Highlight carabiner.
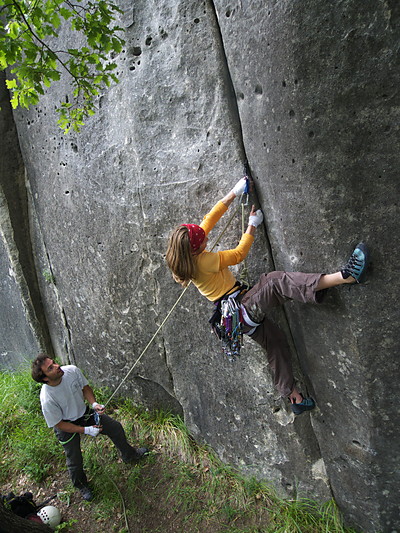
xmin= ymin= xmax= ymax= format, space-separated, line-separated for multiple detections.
xmin=241 ymin=176 xmax=250 ymax=206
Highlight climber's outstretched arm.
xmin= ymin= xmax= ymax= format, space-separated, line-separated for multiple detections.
xmin=246 ymin=205 xmax=263 ymax=236
xmin=201 ymin=177 xmax=251 ymax=233
xmin=218 ymin=205 xmax=264 ymax=269
xmin=220 ymin=189 xmax=236 ymax=208
xmin=221 ymin=177 xmax=248 ymax=208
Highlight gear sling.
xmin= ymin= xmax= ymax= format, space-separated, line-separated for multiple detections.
xmin=209 ymin=282 xmax=259 ymax=361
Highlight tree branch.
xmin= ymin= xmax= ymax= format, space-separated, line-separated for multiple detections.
xmin=11 ymin=0 xmax=76 ymax=80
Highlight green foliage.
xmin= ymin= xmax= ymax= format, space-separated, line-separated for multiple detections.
xmin=0 ymin=369 xmax=62 ymax=482
xmin=116 ymin=400 xmax=197 ymax=462
xmin=42 ymin=268 xmax=56 ymax=284
xmin=265 ymin=497 xmax=353 ymax=533
xmin=54 ymin=518 xmax=78 ymax=531
xmin=0 ymin=0 xmax=125 ymax=132
xmin=0 ymin=370 xmax=356 ymax=532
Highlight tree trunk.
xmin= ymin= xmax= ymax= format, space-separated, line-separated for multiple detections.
xmin=0 ymin=500 xmax=50 ymax=532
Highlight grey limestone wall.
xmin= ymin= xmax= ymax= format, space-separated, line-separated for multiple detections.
xmin=0 ymin=74 xmax=51 ymax=367
xmin=0 ymin=1 xmax=399 ymax=531
xmin=215 ymin=1 xmax=400 ymax=530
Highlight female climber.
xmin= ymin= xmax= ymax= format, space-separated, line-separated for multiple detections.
xmin=165 ymin=177 xmax=368 ymax=415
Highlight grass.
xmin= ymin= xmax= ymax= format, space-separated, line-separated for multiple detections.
xmin=0 ymin=370 xmax=63 ymax=483
xmin=0 ymin=369 xmax=357 ymax=533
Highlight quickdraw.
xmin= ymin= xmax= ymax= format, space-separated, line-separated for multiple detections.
xmin=220 ymin=296 xmax=244 ymax=362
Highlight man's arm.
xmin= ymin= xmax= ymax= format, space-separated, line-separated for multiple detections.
xmin=53 ymin=384 xmax=104 ymax=434
xmin=83 ymin=384 xmax=105 ymax=413
xmin=55 ymin=419 xmax=102 ymax=436
xmin=82 ymin=384 xmax=96 ymax=405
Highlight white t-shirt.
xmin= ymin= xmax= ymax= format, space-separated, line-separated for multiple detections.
xmin=40 ymin=365 xmax=89 ymax=428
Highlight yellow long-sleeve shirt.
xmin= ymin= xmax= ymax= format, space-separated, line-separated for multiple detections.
xmin=192 ymin=200 xmax=254 ymax=301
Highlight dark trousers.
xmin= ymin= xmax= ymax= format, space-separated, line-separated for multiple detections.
xmin=54 ymin=410 xmax=137 ymax=488
xmin=241 ymin=271 xmax=324 ymax=398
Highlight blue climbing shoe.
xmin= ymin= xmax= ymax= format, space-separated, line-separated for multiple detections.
xmin=341 ymin=242 xmax=368 ymax=283
xmin=291 ymin=396 xmax=315 ymax=415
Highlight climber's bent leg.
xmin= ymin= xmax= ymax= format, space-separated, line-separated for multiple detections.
xmin=242 ymin=271 xmax=324 ymax=323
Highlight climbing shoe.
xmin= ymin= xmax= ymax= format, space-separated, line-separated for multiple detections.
xmin=291 ymin=396 xmax=315 ymax=415
xmin=341 ymin=242 xmax=368 ymax=283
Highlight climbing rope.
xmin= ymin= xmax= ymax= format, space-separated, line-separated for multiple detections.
xmin=239 ymin=178 xmax=250 ymax=287
xmin=104 ymin=187 xmax=250 ymax=408
xmin=96 ymin=179 xmax=253 ymax=532
xmin=91 ymin=436 xmax=131 ymax=532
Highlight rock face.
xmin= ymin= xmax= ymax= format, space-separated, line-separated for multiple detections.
xmin=0 ymin=1 xmax=399 ymax=531
xmin=0 ymin=75 xmax=50 ymax=369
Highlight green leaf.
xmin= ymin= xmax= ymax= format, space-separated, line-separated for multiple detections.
xmin=51 ymin=13 xmax=61 ymax=28
xmin=0 ymin=52 xmax=8 ymax=70
xmin=59 ymin=7 xmax=73 ymax=20
xmin=5 ymin=78 xmax=17 ymax=89
xmin=19 ymin=93 xmax=27 ymax=108
xmin=87 ymin=54 xmax=99 ymax=64
xmin=112 ymin=38 xmax=123 ymax=53
xmin=10 ymin=94 xmax=19 ymax=109
xmin=8 ymin=21 xmax=20 ymax=39
xmin=48 ymin=71 xmax=61 ymax=81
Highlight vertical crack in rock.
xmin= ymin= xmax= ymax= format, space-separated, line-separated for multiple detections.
xmin=207 ymin=0 xmax=276 ymax=267
xmin=0 ymin=186 xmax=48 ymax=352
xmin=25 ymin=166 xmax=76 ymax=364
xmin=61 ymin=307 xmax=75 ymax=364
xmin=0 ymin=73 xmax=53 ymax=357
xmin=27 ymin=181 xmax=76 ymax=365
xmin=207 ymin=1 xmax=312 ymax=394
xmin=159 ymin=327 xmax=176 ymax=394
xmin=43 ymin=247 xmax=75 ymax=365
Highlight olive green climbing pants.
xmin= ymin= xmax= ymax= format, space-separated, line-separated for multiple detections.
xmin=241 ymin=271 xmax=325 ymax=398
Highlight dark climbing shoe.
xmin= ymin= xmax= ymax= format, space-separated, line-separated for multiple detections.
xmin=123 ymin=447 xmax=149 ymax=464
xmin=80 ymin=486 xmax=93 ymax=501
xmin=291 ymin=397 xmax=315 ymax=415
xmin=341 ymin=242 xmax=368 ymax=283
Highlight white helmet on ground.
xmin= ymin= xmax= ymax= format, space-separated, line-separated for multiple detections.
xmin=37 ymin=505 xmax=62 ymax=528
